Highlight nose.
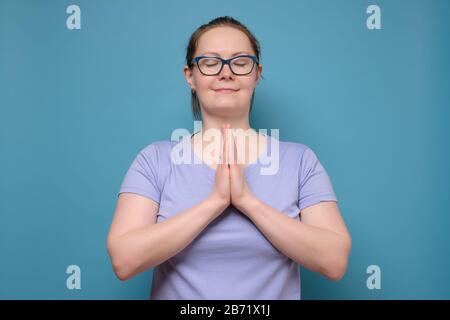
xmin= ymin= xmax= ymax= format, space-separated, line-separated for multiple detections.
xmin=218 ymin=62 xmax=234 ymax=78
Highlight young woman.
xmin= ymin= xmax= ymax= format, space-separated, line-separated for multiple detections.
xmin=107 ymin=16 xmax=351 ymax=300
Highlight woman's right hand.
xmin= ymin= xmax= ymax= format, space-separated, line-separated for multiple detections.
xmin=209 ymin=124 xmax=231 ymax=209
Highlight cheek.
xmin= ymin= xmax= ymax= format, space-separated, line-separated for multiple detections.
xmin=198 ymin=79 xmax=214 ymax=90
xmin=193 ymin=73 xmax=213 ymax=89
xmin=237 ymin=79 xmax=256 ymax=92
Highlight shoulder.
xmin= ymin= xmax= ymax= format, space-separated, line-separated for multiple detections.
xmin=273 ymin=137 xmax=312 ymax=160
xmin=127 ymin=140 xmax=175 ymax=176
xmin=274 ymin=138 xmax=325 ymax=173
xmin=280 ymin=140 xmax=309 ymax=153
xmin=132 ymin=140 xmax=178 ymax=186
xmin=138 ymin=139 xmax=177 ymax=159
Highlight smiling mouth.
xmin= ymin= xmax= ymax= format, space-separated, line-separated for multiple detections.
xmin=213 ymin=89 xmax=239 ymax=93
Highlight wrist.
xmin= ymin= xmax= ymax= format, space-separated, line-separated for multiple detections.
xmin=233 ymin=194 xmax=259 ymax=215
xmin=207 ymin=195 xmax=230 ymax=211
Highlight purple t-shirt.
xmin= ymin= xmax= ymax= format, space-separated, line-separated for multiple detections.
xmin=118 ymin=132 xmax=338 ymax=300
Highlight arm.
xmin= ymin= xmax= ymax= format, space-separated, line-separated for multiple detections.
xmin=107 ymin=193 xmax=228 ymax=281
xmin=235 ymin=199 xmax=352 ymax=281
xmin=109 ymin=127 xmax=232 ymax=281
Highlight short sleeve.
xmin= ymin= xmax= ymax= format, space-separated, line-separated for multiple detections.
xmin=118 ymin=144 xmax=161 ymax=204
xmin=298 ymin=147 xmax=337 ymax=211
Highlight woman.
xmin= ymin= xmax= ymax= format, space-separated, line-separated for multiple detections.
xmin=107 ymin=16 xmax=351 ymax=300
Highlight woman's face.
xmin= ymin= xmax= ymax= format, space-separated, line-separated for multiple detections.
xmin=184 ymin=26 xmax=263 ymax=117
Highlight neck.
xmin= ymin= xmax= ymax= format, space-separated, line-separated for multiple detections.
xmin=191 ymin=116 xmax=265 ymax=166
xmin=198 ymin=119 xmax=251 ymax=133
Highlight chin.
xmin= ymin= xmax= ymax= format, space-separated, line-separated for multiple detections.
xmin=205 ymin=103 xmax=240 ymax=113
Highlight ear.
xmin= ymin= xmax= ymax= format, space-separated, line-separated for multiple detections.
xmin=184 ymin=65 xmax=196 ymax=91
xmin=255 ymin=64 xmax=263 ymax=85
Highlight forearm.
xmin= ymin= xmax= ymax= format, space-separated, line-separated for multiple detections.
xmin=108 ymin=197 xmax=228 ymax=280
xmin=236 ymin=198 xmax=351 ymax=281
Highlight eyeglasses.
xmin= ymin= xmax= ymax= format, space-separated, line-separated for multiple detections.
xmin=191 ymin=55 xmax=259 ymax=76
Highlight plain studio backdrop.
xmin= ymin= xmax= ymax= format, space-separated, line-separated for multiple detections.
xmin=0 ymin=0 xmax=449 ymax=299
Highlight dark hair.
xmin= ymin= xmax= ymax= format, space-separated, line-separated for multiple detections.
xmin=186 ymin=16 xmax=262 ymax=121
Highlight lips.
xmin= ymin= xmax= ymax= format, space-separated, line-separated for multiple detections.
xmin=213 ymin=88 xmax=239 ymax=93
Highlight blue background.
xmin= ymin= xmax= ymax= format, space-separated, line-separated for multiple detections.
xmin=1 ymin=0 xmax=449 ymax=299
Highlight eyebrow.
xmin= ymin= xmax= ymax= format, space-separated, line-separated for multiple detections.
xmin=200 ymin=51 xmax=250 ymax=57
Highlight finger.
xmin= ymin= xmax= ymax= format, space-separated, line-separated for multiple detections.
xmin=229 ymin=134 xmax=240 ymax=176
xmin=219 ymin=124 xmax=224 ymax=165
xmin=232 ymin=131 xmax=238 ymax=167
xmin=227 ymin=124 xmax=234 ymax=165
xmin=226 ymin=124 xmax=230 ymax=166
xmin=224 ymin=124 xmax=228 ymax=165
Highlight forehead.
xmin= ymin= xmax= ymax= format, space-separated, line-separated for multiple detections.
xmin=196 ymin=26 xmax=253 ymax=56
